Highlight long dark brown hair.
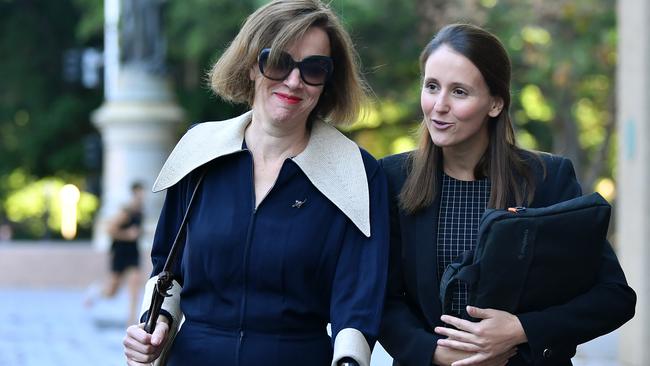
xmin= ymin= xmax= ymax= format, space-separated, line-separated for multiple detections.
xmin=399 ymin=24 xmax=538 ymax=214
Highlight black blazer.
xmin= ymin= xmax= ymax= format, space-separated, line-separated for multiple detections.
xmin=378 ymin=151 xmax=636 ymax=366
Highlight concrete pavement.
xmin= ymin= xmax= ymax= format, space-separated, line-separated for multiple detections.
xmin=0 ymin=288 xmax=125 ymax=366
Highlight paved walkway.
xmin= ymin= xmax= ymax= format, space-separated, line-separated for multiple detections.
xmin=0 ymin=288 xmax=125 ymax=366
xmin=0 ymin=287 xmax=620 ymax=366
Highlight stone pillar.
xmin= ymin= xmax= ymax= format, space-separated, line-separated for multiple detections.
xmin=617 ymin=0 xmax=649 ymax=364
xmin=91 ymin=0 xmax=183 ymax=250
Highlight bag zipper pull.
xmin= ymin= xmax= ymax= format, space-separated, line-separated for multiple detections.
xmin=507 ymin=206 xmax=527 ymax=213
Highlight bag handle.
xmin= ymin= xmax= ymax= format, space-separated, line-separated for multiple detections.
xmin=144 ymin=169 xmax=206 ymax=334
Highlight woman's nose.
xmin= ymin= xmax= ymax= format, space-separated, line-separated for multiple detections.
xmin=434 ymin=94 xmax=450 ymax=113
xmin=284 ymin=68 xmax=302 ymax=88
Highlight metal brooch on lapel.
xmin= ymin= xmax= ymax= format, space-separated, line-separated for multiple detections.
xmin=292 ymin=198 xmax=307 ymax=208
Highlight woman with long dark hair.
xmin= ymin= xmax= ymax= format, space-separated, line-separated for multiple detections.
xmin=378 ymin=24 xmax=635 ymax=366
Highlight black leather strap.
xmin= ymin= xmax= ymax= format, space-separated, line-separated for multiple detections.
xmin=144 ymin=169 xmax=206 ymax=333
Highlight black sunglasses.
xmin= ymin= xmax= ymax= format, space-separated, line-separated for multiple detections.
xmin=258 ymin=48 xmax=333 ymax=86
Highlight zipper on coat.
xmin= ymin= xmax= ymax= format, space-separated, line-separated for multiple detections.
xmin=237 ymin=155 xmax=259 ymax=366
xmin=237 ymin=152 xmax=282 ymax=364
xmin=237 ymin=153 xmax=280 ymax=365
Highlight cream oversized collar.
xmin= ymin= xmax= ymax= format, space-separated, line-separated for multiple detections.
xmin=152 ymin=111 xmax=371 ymax=237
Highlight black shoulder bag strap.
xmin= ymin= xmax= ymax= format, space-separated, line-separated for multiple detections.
xmin=144 ymin=169 xmax=206 ymax=334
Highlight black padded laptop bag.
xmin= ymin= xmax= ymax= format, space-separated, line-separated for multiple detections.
xmin=440 ymin=192 xmax=611 ymax=319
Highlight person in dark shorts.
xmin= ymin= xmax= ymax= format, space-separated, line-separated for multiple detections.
xmin=86 ymin=182 xmax=144 ymax=326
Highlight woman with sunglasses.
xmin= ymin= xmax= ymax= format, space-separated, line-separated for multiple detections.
xmin=378 ymin=24 xmax=635 ymax=366
xmin=122 ymin=1 xmax=389 ymax=366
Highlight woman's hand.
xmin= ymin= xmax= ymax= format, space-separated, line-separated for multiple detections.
xmin=123 ymin=318 xmax=170 ymax=366
xmin=434 ymin=306 xmax=526 ymax=366
xmin=433 ymin=345 xmax=515 ymax=366
xmin=433 ymin=345 xmax=473 ymax=366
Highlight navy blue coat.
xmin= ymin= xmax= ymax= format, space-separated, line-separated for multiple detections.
xmin=149 ymin=145 xmax=389 ymax=365
xmin=378 ymin=151 xmax=635 ymax=366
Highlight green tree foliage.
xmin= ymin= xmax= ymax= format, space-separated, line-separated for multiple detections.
xmin=0 ymin=1 xmax=102 ymax=177
xmin=0 ymin=0 xmax=104 ymax=237
xmin=332 ymin=0 xmax=423 ymax=157
xmin=485 ymin=0 xmax=617 ymax=190
xmin=165 ymin=0 xmax=258 ymax=122
xmin=3 ymin=170 xmax=98 ymax=239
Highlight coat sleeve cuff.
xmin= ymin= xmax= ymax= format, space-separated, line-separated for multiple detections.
xmin=139 ymin=275 xmax=184 ymax=327
xmin=331 ymin=328 xmax=371 ymax=366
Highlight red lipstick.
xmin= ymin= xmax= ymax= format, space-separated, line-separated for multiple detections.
xmin=275 ymin=92 xmax=302 ymax=104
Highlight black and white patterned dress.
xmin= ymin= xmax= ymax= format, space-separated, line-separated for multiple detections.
xmin=436 ymin=173 xmax=491 ymax=316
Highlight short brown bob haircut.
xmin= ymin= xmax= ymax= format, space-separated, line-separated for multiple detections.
xmin=209 ymin=0 xmax=368 ymax=126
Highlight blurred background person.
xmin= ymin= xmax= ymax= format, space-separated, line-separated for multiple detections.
xmin=86 ymin=181 xmax=144 ymax=326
